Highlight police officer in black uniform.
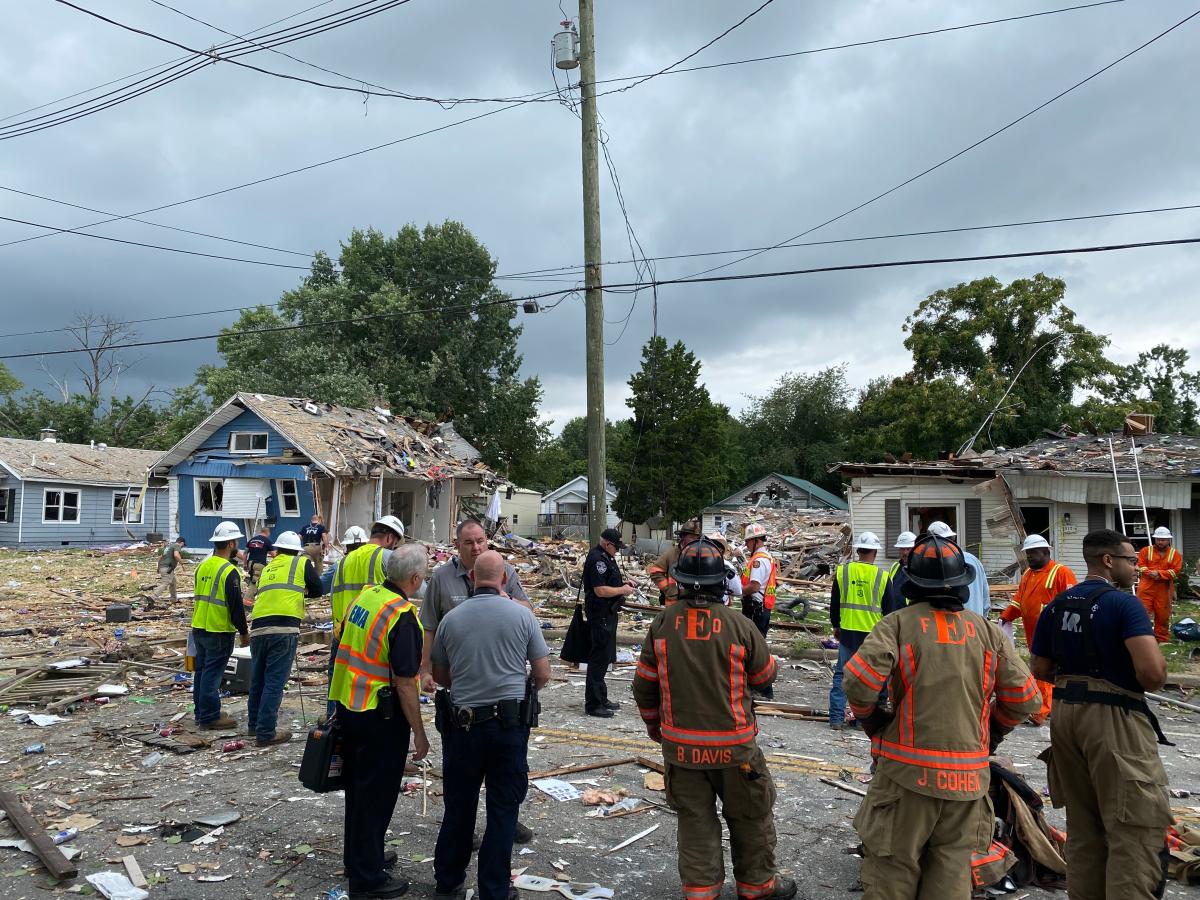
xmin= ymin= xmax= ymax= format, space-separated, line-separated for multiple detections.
xmin=583 ymin=528 xmax=635 ymax=718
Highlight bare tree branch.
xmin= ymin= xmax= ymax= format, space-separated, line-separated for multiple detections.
xmin=64 ymin=313 xmax=138 ymax=402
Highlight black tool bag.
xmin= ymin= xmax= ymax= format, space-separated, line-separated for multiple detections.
xmin=298 ymin=716 xmax=346 ymax=793
xmin=560 ymin=582 xmax=592 ymax=663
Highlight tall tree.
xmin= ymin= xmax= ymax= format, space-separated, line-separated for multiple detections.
xmin=904 ymin=273 xmax=1114 ymax=448
xmin=739 ymin=367 xmax=850 ymax=490
xmin=844 ymin=374 xmax=984 ymax=461
xmin=1108 ymin=344 xmax=1200 ymax=434
xmin=197 ymin=222 xmax=545 ymax=476
xmin=611 ymin=337 xmax=732 ymax=524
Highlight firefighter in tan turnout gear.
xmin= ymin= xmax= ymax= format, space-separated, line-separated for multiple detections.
xmin=633 ymin=538 xmax=797 ymax=900
xmin=846 ymin=533 xmax=1041 ymax=899
xmin=647 ymin=518 xmax=704 ymax=606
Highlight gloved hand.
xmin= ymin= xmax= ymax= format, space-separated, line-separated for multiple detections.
xmin=646 ymin=723 xmax=662 ymax=743
xmin=859 ymin=707 xmax=895 ymax=738
xmin=988 ymin=715 xmax=1014 ymax=754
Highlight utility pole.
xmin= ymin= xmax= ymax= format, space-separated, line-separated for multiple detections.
xmin=579 ymin=0 xmax=606 ymax=545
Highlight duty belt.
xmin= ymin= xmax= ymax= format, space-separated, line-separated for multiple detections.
xmin=1053 ymin=680 xmax=1174 ymax=746
xmin=453 ymin=699 xmax=520 ymax=730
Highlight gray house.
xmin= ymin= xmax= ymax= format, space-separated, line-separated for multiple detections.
xmin=701 ymin=472 xmax=848 ymax=534
xmin=0 ymin=434 xmax=168 ymax=548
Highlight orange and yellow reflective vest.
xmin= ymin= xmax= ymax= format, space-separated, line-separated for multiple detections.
xmin=328 ymin=584 xmax=422 ymax=712
xmin=740 ymin=549 xmax=778 ymax=611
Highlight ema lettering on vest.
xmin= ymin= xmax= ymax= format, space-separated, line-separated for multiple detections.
xmin=347 ymin=604 xmax=370 ymax=629
xmin=677 ymin=746 xmax=733 ymax=765
xmin=916 ymin=768 xmax=981 ymax=793
xmin=676 ymin=608 xmax=723 ymax=641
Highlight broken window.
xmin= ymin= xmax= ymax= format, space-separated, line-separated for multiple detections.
xmin=43 ymin=489 xmax=80 ymax=523
xmin=228 ymin=432 xmax=268 ymax=454
xmin=277 ymin=479 xmax=300 ymax=517
xmin=907 ymin=504 xmax=958 ymax=537
xmin=196 ymin=479 xmax=224 ymax=514
xmin=112 ymin=490 xmax=143 ymax=525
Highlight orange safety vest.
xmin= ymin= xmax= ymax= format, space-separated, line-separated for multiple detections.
xmin=740 ymin=549 xmax=778 ymax=611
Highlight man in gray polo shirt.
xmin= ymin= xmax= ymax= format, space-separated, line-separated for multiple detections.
xmin=432 ymin=550 xmax=550 ymax=900
xmin=418 ymin=519 xmax=529 ymax=693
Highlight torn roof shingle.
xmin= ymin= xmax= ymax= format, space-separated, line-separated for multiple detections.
xmin=0 ymin=437 xmax=160 ymax=485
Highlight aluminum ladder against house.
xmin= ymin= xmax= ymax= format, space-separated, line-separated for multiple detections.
xmin=1108 ymin=436 xmax=1151 ymax=542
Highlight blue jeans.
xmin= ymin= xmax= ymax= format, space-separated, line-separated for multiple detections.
xmin=192 ymin=628 xmax=235 ymax=726
xmin=829 ymin=637 xmax=887 ymax=726
xmin=434 ymin=719 xmax=529 ymax=900
xmin=248 ymin=632 xmax=298 ymax=742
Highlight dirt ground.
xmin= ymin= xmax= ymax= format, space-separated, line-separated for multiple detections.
xmin=1 ymin=548 xmax=1199 ymax=900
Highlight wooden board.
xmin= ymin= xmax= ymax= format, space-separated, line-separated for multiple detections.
xmin=0 ymin=790 xmax=78 ymax=880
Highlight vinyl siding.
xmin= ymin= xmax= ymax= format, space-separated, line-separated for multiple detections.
xmin=11 ymin=480 xmax=168 ymax=548
xmin=175 ymin=472 xmax=315 ymax=549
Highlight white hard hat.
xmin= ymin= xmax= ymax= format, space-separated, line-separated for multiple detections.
xmin=1152 ymin=526 xmax=1173 ymax=540
xmin=894 ymin=531 xmax=917 ymax=549
xmin=744 ymin=523 xmax=768 ymax=542
xmin=208 ymin=521 xmax=244 ymax=542
xmin=274 ymin=530 xmax=303 ymax=552
xmin=1022 ymin=534 xmax=1051 ymax=552
xmin=374 ymin=515 xmax=405 ymax=539
xmin=343 ymin=525 xmax=369 ymax=544
xmin=927 ymin=521 xmax=956 ymax=539
xmin=854 ymin=531 xmax=883 ymax=551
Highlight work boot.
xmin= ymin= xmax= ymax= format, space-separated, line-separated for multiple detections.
xmin=586 ymin=707 xmax=614 ymax=719
xmin=471 ymin=820 xmax=534 ymax=851
xmin=603 ymin=700 xmax=621 ymax=711
xmin=738 ymin=876 xmax=796 ymax=900
xmin=197 ymin=714 xmax=237 ymax=731
xmin=349 ymin=874 xmax=409 ymax=899
xmin=256 ymin=730 xmax=292 ymax=747
xmin=433 ymin=882 xmax=464 ymax=899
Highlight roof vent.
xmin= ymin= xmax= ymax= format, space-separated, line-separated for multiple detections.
xmin=1124 ymin=413 xmax=1154 ymax=437
xmin=39 ymin=427 xmax=58 ymax=443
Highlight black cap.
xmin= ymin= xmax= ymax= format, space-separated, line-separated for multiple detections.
xmin=600 ymin=528 xmax=625 ymax=549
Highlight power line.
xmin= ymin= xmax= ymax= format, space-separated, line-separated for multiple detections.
xmin=681 ymin=4 xmax=1200 ymax=281
xmin=5 ymin=234 xmax=1196 ymax=360
xmin=0 ymin=213 xmax=311 ymax=269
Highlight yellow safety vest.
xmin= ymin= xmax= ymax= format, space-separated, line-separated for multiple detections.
xmin=252 ymin=553 xmax=307 ymax=621
xmin=329 ymin=584 xmax=422 ymax=712
xmin=330 ymin=544 xmax=387 ymax=637
xmin=740 ymin=549 xmax=779 ymax=610
xmin=835 ymin=561 xmax=889 ymax=633
xmin=191 ymin=555 xmax=241 ymax=633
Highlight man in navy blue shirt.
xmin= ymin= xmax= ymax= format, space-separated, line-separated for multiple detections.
xmin=300 ymin=514 xmax=329 ymax=576
xmin=1030 ymin=529 xmax=1170 ymax=899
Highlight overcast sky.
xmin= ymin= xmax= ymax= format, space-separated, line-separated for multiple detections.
xmin=2 ymin=0 xmax=1197 ymax=433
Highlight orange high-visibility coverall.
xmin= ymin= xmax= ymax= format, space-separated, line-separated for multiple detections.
xmin=1000 ymin=561 xmax=1076 ymax=722
xmin=1137 ymin=545 xmax=1181 ymax=643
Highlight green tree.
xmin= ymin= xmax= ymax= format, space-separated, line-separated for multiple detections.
xmin=1108 ymin=344 xmax=1200 ymax=433
xmin=0 ymin=363 xmax=20 ymax=398
xmin=845 ymin=374 xmax=984 ymax=461
xmin=198 ymin=222 xmax=544 ymax=476
xmin=739 ymin=367 xmax=850 ymax=490
xmin=904 ymin=273 xmax=1114 ymax=448
xmin=611 ymin=337 xmax=733 ymax=524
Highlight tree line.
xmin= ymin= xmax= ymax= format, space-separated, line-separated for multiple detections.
xmin=1 ymin=223 xmax=1197 ymax=527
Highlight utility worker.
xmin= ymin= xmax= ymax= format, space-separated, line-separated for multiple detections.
xmin=583 ymin=528 xmax=636 ymax=718
xmin=927 ymin=521 xmax=990 ymax=617
xmin=633 ymin=539 xmax=797 ymax=900
xmin=1137 ymin=526 xmax=1181 ymax=643
xmin=648 ymin=518 xmax=703 ymax=605
xmin=1030 ymin=528 xmax=1171 ymax=899
xmin=191 ymin=521 xmax=249 ymax=731
xmin=150 ymin=536 xmax=186 ymax=609
xmin=431 ymin=550 xmax=550 ymax=900
xmin=741 ymin=523 xmax=779 ymax=699
xmin=999 ymin=533 xmax=1077 ymax=726
xmin=846 ymin=534 xmax=1041 ymax=899
xmin=247 ymin=531 xmax=322 ymax=747
xmin=326 ymin=517 xmax=404 ymax=719
xmin=330 ymin=544 xmax=430 ymax=900
xmin=889 ymin=531 xmax=917 ymax=601
xmin=829 ymin=532 xmax=902 ymax=730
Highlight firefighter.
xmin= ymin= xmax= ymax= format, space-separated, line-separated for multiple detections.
xmin=829 ymin=532 xmax=901 ymax=730
xmin=1137 ymin=526 xmax=1181 ymax=643
xmin=889 ymin=531 xmax=916 ymax=599
xmin=633 ymin=539 xmax=797 ymax=900
xmin=1030 ymin=528 xmax=1172 ymax=899
xmin=740 ymin=523 xmax=779 ymax=699
xmin=647 ymin=519 xmax=703 ymax=605
xmin=999 ymin=533 xmax=1076 ymax=726
xmin=846 ymin=533 xmax=1041 ymax=899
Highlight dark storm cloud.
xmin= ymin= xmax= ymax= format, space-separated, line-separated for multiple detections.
xmin=1 ymin=1 xmax=1197 ymax=431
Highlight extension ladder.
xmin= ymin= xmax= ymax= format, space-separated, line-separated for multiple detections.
xmin=1109 ymin=436 xmax=1150 ymax=542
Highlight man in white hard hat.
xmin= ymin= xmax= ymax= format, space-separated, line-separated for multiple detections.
xmin=890 ymin=531 xmax=917 ymax=601
xmin=191 ymin=521 xmax=249 ymax=731
xmin=248 ymin=531 xmax=323 ymax=746
xmin=926 ymin=521 xmax=990 ymax=618
xmin=741 ymin=522 xmax=780 ymax=699
xmin=326 ymin=516 xmax=406 ymax=719
xmin=829 ymin=531 xmax=902 ymax=730
xmin=999 ymin=533 xmax=1077 ymax=725
xmin=1137 ymin=525 xmax=1181 ymax=643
